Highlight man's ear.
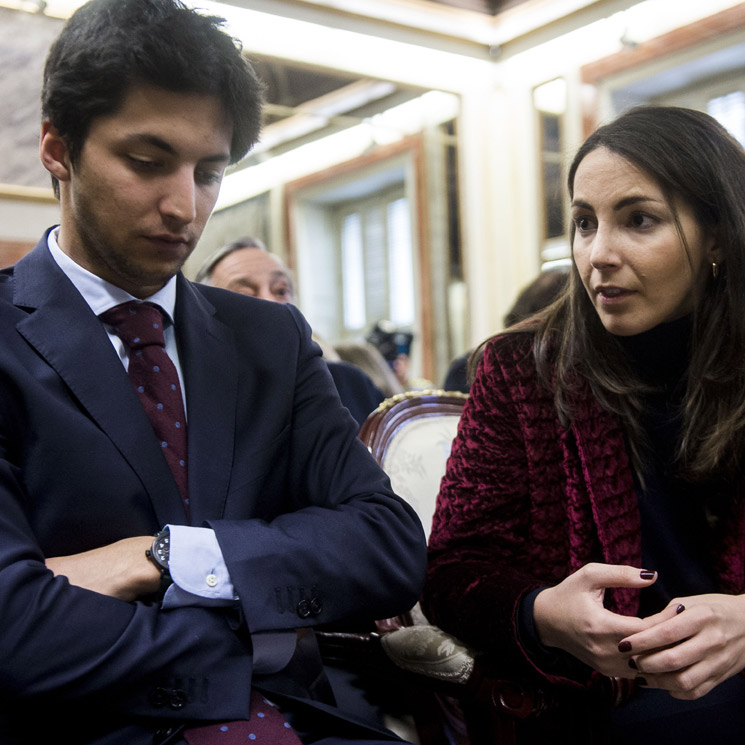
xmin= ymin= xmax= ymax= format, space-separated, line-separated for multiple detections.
xmin=39 ymin=120 xmax=73 ymax=183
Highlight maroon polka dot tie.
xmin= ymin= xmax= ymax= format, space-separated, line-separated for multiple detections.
xmin=100 ymin=301 xmax=190 ymax=520
xmin=103 ymin=304 xmax=301 ymax=743
xmin=183 ymin=690 xmax=302 ymax=744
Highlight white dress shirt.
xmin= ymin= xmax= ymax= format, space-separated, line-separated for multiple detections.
xmin=47 ymin=229 xmax=235 ymax=607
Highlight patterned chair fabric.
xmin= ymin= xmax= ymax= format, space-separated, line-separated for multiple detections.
xmin=360 ymin=390 xmax=468 ymax=541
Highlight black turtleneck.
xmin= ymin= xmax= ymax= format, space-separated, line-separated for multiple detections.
xmin=519 ymin=317 xmax=745 ymax=741
xmin=610 ymin=319 xmax=745 ymax=743
xmin=517 ymin=316 xmax=715 ymax=677
xmin=616 ymin=316 xmax=716 ymax=616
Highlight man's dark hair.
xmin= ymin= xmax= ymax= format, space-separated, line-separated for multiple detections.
xmin=42 ymin=0 xmax=264 ymax=196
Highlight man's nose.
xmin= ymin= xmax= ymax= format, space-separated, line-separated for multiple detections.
xmin=256 ymin=286 xmax=278 ymax=302
xmin=160 ymin=169 xmax=197 ymax=224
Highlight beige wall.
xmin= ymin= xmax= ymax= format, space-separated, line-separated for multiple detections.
xmin=2 ymin=1 xmax=744 ymax=361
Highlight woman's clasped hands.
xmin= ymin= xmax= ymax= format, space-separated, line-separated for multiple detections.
xmin=533 ymin=563 xmax=745 ymax=699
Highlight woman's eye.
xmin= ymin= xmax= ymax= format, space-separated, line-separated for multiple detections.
xmin=573 ymin=215 xmax=595 ymax=232
xmin=629 ymin=212 xmax=656 ymax=229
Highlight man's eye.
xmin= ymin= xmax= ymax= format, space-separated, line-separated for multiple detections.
xmin=128 ymin=156 xmax=159 ymax=170
xmin=197 ymin=170 xmax=222 ymax=185
xmin=272 ymin=285 xmax=293 ymax=301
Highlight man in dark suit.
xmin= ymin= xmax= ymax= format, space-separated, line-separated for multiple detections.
xmin=195 ymin=238 xmax=385 ymax=429
xmin=0 ymin=1 xmax=426 ymax=743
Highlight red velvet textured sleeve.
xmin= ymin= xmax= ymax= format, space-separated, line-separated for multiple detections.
xmin=422 ymin=333 xmax=575 ymax=676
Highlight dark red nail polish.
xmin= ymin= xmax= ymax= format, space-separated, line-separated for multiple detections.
xmin=676 ymin=604 xmax=685 ymax=614
xmin=640 ymin=570 xmax=656 ymax=580
xmin=628 ymin=658 xmax=637 ymax=670
xmin=618 ymin=640 xmax=632 ymax=653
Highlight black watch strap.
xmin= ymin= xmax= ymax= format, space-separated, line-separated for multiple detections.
xmin=145 ymin=527 xmax=172 ymax=596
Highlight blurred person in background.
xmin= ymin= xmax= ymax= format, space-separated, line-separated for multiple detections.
xmin=197 ymin=238 xmax=384 ymax=428
xmin=335 ymin=340 xmax=405 ymax=400
xmin=366 ymin=320 xmax=433 ymax=392
xmin=442 ymin=266 xmax=570 ymax=394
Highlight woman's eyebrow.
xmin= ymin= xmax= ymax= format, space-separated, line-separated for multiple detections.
xmin=571 ymin=195 xmax=663 ymax=211
xmin=613 ymin=195 xmax=663 ymax=211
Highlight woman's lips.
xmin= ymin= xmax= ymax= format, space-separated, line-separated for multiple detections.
xmin=596 ymin=286 xmax=634 ymax=305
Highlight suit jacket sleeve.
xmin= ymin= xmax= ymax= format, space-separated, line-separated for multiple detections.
xmin=205 ymin=301 xmax=426 ymax=633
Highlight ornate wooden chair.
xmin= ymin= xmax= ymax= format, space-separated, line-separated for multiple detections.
xmin=359 ymin=390 xmax=468 ymax=543
xmin=318 ymin=390 xmax=469 ymax=743
xmin=317 ymin=390 xmax=631 ymax=745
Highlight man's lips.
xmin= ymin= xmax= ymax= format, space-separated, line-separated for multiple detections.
xmin=146 ymin=234 xmax=190 ymax=250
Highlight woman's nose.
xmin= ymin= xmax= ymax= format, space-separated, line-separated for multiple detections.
xmin=589 ymin=225 xmax=620 ymax=269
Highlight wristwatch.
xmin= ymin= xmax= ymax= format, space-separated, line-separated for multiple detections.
xmin=146 ymin=527 xmax=172 ymax=595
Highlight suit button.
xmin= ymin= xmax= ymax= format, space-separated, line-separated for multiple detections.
xmin=169 ymin=689 xmax=187 ymax=710
xmin=149 ymin=687 xmax=168 ymax=708
xmin=309 ymin=597 xmax=323 ymax=616
xmin=296 ymin=599 xmax=311 ymax=618
xmin=154 ymin=726 xmax=179 ymax=744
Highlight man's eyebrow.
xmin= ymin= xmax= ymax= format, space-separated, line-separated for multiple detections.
xmin=126 ymin=133 xmax=177 ymax=155
xmin=229 ymin=277 xmax=258 ymax=289
xmin=125 ymin=133 xmax=230 ymax=163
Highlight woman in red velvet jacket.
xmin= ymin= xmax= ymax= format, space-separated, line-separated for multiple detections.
xmin=424 ymin=106 xmax=745 ymax=742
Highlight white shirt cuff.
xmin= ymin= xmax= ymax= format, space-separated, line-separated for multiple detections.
xmin=161 ymin=524 xmax=237 ymax=609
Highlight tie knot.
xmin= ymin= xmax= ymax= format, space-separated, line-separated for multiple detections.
xmin=100 ymin=301 xmax=166 ymax=350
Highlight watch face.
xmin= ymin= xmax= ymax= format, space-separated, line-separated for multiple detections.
xmin=154 ymin=535 xmax=169 ymax=564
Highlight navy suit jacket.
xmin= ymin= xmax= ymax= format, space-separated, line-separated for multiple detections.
xmin=0 ymin=233 xmax=426 ymax=744
xmin=326 ymin=361 xmax=384 ymax=429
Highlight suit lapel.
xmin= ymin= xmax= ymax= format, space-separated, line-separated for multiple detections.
xmin=13 ymin=240 xmax=186 ymax=526
xmin=175 ymin=277 xmax=238 ymax=526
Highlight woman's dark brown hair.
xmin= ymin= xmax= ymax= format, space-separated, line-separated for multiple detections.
xmin=533 ymin=106 xmax=745 ymax=482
